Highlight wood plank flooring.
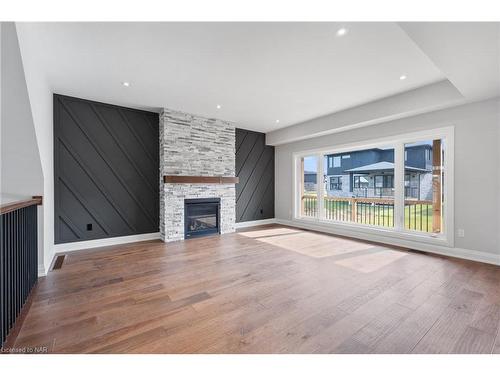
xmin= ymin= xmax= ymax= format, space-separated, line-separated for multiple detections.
xmin=10 ymin=225 xmax=500 ymax=353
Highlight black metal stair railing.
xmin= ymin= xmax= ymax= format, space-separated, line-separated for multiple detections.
xmin=1 ymin=203 xmax=39 ymax=348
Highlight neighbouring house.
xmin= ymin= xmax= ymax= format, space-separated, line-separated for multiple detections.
xmin=303 ymin=171 xmax=317 ymax=193
xmin=325 ymin=144 xmax=433 ymax=200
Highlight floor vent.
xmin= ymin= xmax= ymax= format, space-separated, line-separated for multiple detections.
xmin=52 ymin=255 xmax=66 ymax=270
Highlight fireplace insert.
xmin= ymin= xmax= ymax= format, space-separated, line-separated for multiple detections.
xmin=184 ymin=198 xmax=220 ymax=239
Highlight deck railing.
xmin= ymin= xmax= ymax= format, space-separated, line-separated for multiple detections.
xmin=301 ymin=195 xmax=433 ymax=232
xmin=352 ymin=187 xmax=395 ymax=198
xmin=1 ymin=196 xmax=41 ymax=348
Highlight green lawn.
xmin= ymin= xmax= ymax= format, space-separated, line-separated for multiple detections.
xmin=403 ymin=203 xmax=433 ymax=232
xmin=302 ymin=197 xmax=434 ymax=232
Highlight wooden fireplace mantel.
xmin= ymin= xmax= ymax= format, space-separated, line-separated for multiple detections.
xmin=163 ymin=175 xmax=239 ymax=184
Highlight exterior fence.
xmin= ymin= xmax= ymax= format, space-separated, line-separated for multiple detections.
xmin=301 ymin=195 xmax=433 ymax=232
xmin=352 ymin=187 xmax=394 ymax=199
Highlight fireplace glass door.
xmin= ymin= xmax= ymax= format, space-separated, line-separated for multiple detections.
xmin=184 ymin=198 xmax=220 ymax=238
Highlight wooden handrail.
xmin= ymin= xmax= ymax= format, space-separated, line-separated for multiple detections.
xmin=163 ymin=175 xmax=239 ymax=184
xmin=1 ymin=196 xmax=43 ymax=215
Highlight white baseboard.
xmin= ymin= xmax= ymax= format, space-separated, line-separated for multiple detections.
xmin=38 ymin=264 xmax=46 ymax=277
xmin=276 ymin=219 xmax=500 ymax=266
xmin=53 ymin=232 xmax=161 ymax=254
xmin=235 ymin=218 xmax=277 ymax=228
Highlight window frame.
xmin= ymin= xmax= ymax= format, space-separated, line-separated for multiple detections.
xmin=374 ymin=175 xmax=384 ymax=188
xmin=353 ymin=175 xmax=369 ymax=189
xmin=384 ymin=175 xmax=393 ymax=188
xmin=329 ymin=176 xmax=342 ymax=191
xmin=292 ymin=126 xmax=454 ymax=248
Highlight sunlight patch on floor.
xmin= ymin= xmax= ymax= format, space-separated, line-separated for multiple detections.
xmin=252 ymin=232 xmax=376 ymax=258
xmin=334 ymin=249 xmax=408 ymax=273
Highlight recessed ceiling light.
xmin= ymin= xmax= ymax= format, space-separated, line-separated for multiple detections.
xmin=276 ymin=120 xmax=280 ymax=124
xmin=122 ymin=81 xmax=130 ymax=87
xmin=336 ymin=28 xmax=348 ymax=37
xmin=399 ymin=75 xmax=407 ymax=80
xmin=216 ymin=104 xmax=221 ymax=109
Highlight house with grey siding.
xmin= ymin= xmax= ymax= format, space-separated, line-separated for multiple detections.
xmin=325 ymin=144 xmax=433 ymax=200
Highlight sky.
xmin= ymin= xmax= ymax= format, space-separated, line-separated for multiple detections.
xmin=303 ymin=156 xmax=330 ymax=174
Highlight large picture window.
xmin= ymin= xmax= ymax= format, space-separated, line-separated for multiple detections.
xmin=294 ymin=127 xmax=453 ymax=245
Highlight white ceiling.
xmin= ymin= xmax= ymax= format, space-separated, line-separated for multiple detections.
xmin=17 ymin=23 xmax=500 ymax=132
xmin=15 ymin=22 xmax=499 ymax=133
xmin=400 ymin=22 xmax=500 ymax=101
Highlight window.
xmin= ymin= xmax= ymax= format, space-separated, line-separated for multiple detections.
xmin=321 ymin=146 xmax=394 ymax=227
xmin=374 ymin=175 xmax=393 ymax=197
xmin=295 ymin=127 xmax=452 ymax=245
xmin=405 ymin=139 xmax=444 ymax=234
xmin=425 ymin=149 xmax=431 ymax=161
xmin=384 ymin=175 xmax=393 ymax=188
xmin=330 ymin=177 xmax=342 ymax=190
xmin=327 ymin=154 xmax=343 ymax=169
xmin=374 ymin=175 xmax=393 ymax=188
xmin=353 ymin=175 xmax=369 ymax=188
xmin=299 ymin=155 xmax=319 ymax=218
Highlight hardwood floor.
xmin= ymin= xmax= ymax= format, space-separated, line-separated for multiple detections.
xmin=11 ymin=225 xmax=500 ymax=353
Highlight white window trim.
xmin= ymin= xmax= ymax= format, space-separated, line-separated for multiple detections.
xmin=292 ymin=126 xmax=455 ymax=248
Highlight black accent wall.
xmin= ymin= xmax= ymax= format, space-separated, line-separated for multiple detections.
xmin=53 ymin=94 xmax=159 ymax=244
xmin=235 ymin=128 xmax=275 ymax=222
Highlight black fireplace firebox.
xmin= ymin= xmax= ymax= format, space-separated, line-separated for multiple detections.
xmin=184 ymin=198 xmax=221 ymax=239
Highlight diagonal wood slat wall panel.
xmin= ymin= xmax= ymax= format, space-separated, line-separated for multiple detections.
xmin=235 ymin=128 xmax=275 ymax=223
xmin=54 ymin=94 xmax=159 ymax=244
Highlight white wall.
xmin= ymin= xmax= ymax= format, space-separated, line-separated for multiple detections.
xmin=15 ymin=23 xmax=55 ymax=274
xmin=1 ymin=23 xmax=46 ymax=275
xmin=0 ymin=22 xmax=43 ymax=199
xmin=274 ymin=98 xmax=500 ymax=260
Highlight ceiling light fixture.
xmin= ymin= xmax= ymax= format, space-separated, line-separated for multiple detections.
xmin=336 ymin=28 xmax=348 ymax=37
xmin=276 ymin=120 xmax=280 ymax=124
xmin=122 ymin=81 xmax=130 ymax=87
xmin=399 ymin=75 xmax=407 ymax=80
xmin=216 ymin=104 xmax=221 ymax=109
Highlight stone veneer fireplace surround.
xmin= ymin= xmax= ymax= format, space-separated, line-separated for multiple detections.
xmin=159 ymin=108 xmax=236 ymax=242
